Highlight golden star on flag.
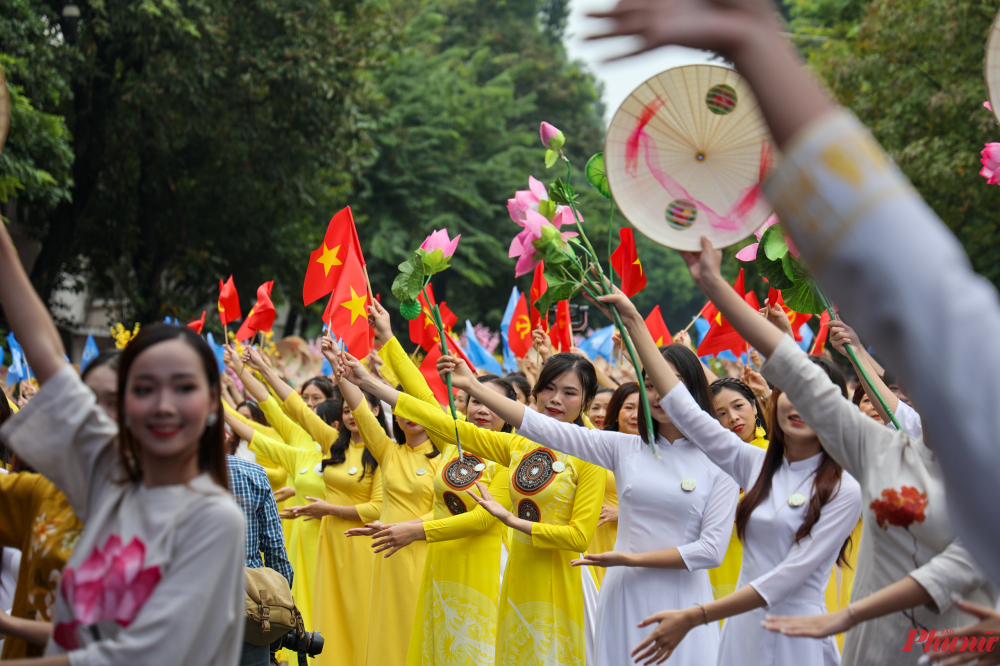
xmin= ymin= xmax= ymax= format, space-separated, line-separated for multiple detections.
xmin=655 ymin=336 xmax=664 ymax=346
xmin=633 ymin=257 xmax=644 ymax=276
xmin=340 ymin=286 xmax=368 ymax=324
xmin=316 ymin=243 xmax=343 ymax=276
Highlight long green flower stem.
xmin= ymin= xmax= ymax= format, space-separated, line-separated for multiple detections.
xmin=811 ymin=281 xmax=902 ymax=430
xmin=422 ymin=285 xmax=464 ymax=460
xmin=561 ymin=158 xmax=660 ymax=457
xmin=607 ymin=202 xmax=616 ymax=289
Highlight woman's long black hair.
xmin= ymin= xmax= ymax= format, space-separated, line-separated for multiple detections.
xmin=602 ymin=382 xmax=638 ymax=433
xmin=637 ymin=343 xmax=715 ymax=441
xmin=475 ymin=374 xmax=517 ymax=433
xmin=530 ymin=352 xmax=599 ymax=426
xmin=322 ymin=393 xmax=380 ymax=480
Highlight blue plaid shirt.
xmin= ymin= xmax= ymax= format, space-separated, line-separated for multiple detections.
xmin=227 ymin=455 xmax=293 ymax=586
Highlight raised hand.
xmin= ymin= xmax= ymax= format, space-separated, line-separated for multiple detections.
xmin=678 ymin=237 xmax=725 ymax=291
xmin=243 ymin=346 xmax=269 ymax=372
xmin=223 ymin=345 xmax=244 ymax=372
xmin=273 ymin=486 xmax=295 ymax=503
xmin=336 ymin=351 xmax=372 ymax=388
xmin=827 ymin=320 xmax=862 ymax=356
xmin=742 ymin=364 xmax=771 ymax=403
xmin=368 ymin=300 xmax=394 ymax=346
xmin=532 ymin=327 xmax=553 ymax=361
xmin=761 ymin=300 xmax=795 ymax=338
xmin=673 ymin=329 xmax=693 ymax=350
xmin=436 ymin=354 xmax=474 ymax=391
xmin=466 ymin=480 xmax=511 ymax=521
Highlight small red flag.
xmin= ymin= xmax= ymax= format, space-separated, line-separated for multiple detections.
xmin=610 ymin=228 xmax=647 ymax=297
xmin=529 ymin=262 xmax=549 ymax=332
xmin=327 ymin=247 xmax=372 ymax=359
xmin=701 ymin=270 xmax=743 ymax=326
xmin=767 ymin=288 xmax=813 ymax=342
xmin=419 ymin=344 xmax=453 ymax=406
xmin=550 ymin=301 xmax=573 ymax=352
xmin=235 ymin=281 xmax=276 ymax=341
xmin=811 ymin=310 xmax=832 ymax=356
xmin=218 ymin=276 xmax=241 ymax=327
xmin=508 ymin=293 xmax=532 ymax=359
xmin=644 ymin=305 xmax=673 ymax=347
xmin=438 ymin=302 xmax=458 ymax=332
xmin=697 ymin=273 xmax=752 ymax=357
xmin=303 ymin=207 xmax=366 ymax=306
xmin=187 ymin=311 xmax=206 ymax=335
xmin=409 ymin=288 xmax=438 ymax=351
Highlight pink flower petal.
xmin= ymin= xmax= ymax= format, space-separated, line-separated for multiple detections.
xmin=986 ymin=101 xmax=994 ymax=112
xmin=785 ymin=236 xmax=800 ymax=258
xmin=735 ymin=243 xmax=759 ymax=262
xmin=53 ymin=622 xmax=80 ymax=650
xmin=528 ymin=176 xmax=548 ymax=201
xmin=540 ymin=122 xmax=561 ymax=149
xmin=515 ymin=251 xmax=541 ymax=278
xmin=754 ymin=214 xmax=779 ymax=241
xmin=116 ymin=566 xmax=161 ymax=627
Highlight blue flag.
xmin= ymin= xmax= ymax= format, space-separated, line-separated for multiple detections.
xmin=796 ymin=322 xmax=814 ymax=352
xmin=576 ymin=324 xmax=616 ymax=362
xmin=205 ymin=332 xmax=227 ymax=375
xmin=6 ymin=332 xmax=32 ymax=384
xmin=320 ymin=356 xmax=333 ymax=377
xmin=463 ymin=321 xmax=503 ymax=375
xmin=499 ymin=287 xmax=520 ymax=374
xmin=80 ymin=334 xmax=100 ymax=373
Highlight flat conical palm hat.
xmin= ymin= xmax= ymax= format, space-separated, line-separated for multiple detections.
xmin=604 ymin=64 xmax=777 ymax=251
xmin=0 ymin=69 xmax=8 ymax=155
xmin=986 ymin=7 xmax=1000 ymax=124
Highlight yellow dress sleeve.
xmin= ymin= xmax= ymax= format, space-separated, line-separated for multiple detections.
xmin=0 ymin=472 xmax=41 ymax=546
xmin=355 ymin=465 xmax=384 ymax=524
xmin=257 ymin=395 xmax=318 ymax=453
xmin=394 ymin=393 xmax=512 ymax=465
xmin=282 ymin=390 xmax=338 ymax=453
xmin=530 ymin=458 xmax=606 ymax=552
xmin=423 ymin=466 xmax=510 ymax=543
xmin=379 ymin=336 xmax=438 ymax=406
xmin=354 ymin=399 xmax=395 ymax=465
xmin=249 ymin=431 xmax=307 ymax=478
xmin=223 ymin=400 xmax=283 ymax=442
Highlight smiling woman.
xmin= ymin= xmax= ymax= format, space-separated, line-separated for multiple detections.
xmin=0 ymin=222 xmax=244 ymax=666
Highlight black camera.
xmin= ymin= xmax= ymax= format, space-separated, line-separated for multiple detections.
xmin=271 ymin=627 xmax=323 ymax=666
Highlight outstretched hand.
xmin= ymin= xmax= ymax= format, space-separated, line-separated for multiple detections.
xmin=762 ymin=608 xmax=853 ymax=639
xmin=761 ymin=300 xmax=794 ymax=338
xmin=678 ymin=237 xmax=725 ymax=291
xmin=466 ymin=480 xmax=511 ymax=521
xmin=437 ymin=354 xmax=475 ymax=391
xmin=570 ymin=551 xmax=629 ymax=568
xmin=368 ymin=299 xmax=394 ymax=346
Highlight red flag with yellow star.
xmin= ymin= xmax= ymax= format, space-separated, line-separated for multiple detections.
xmin=235 ymin=282 xmax=276 ymax=341
xmin=187 ymin=311 xmax=206 ymax=335
xmin=508 ymin=293 xmax=532 ymax=359
xmin=325 ymin=246 xmax=371 ymax=357
xmin=766 ymin=287 xmax=813 ymax=342
xmin=303 ymin=207 xmax=365 ymax=306
xmin=218 ymin=276 xmax=241 ymax=327
xmin=644 ymin=305 xmax=673 ymax=347
xmin=610 ymin=228 xmax=647 ymax=297
xmin=409 ymin=287 xmax=439 ymax=351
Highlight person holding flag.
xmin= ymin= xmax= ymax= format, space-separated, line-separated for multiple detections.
xmin=235 ymin=281 xmax=276 ymax=343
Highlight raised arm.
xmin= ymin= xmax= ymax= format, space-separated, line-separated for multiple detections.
xmin=827 ymin=320 xmax=900 ymax=425
xmin=436 ymin=354 xmax=526 ymax=429
xmin=516 ymin=404 xmax=623 ymax=470
xmin=0 ymin=224 xmax=67 ymax=384
xmin=370 ymin=300 xmax=439 ymax=407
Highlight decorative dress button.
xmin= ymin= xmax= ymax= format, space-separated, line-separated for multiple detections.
xmin=348 ymin=466 xmax=358 ymax=475
xmin=680 ymin=478 xmax=696 ymax=492
xmin=551 ymin=461 xmax=566 ymax=473
xmin=788 ymin=493 xmax=806 ymax=508
xmin=314 ymin=463 xmax=323 ymax=475
xmin=316 ymin=443 xmax=322 ymax=451
xmin=299 ymin=468 xmax=309 ymax=475
xmin=473 ymin=463 xmax=486 ymax=472
xmin=416 ymin=468 xmax=427 ymax=476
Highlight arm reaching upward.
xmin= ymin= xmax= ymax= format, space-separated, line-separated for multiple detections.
xmin=435 ymin=354 xmax=527 ymax=429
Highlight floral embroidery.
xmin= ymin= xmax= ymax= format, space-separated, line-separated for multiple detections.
xmin=869 ymin=486 xmax=928 ymax=530
xmin=53 ymin=535 xmax=162 ymax=650
xmin=31 ymin=512 xmax=61 ymax=557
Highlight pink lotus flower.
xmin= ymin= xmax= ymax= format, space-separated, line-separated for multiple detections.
xmin=420 ymin=229 xmax=461 ymax=257
xmin=980 ymin=143 xmax=1000 ymax=185
xmin=540 ymin=122 xmax=565 ymax=150
xmin=508 ymin=208 xmax=578 ymax=277
xmin=986 ymin=101 xmax=994 ymax=112
xmin=735 ymin=214 xmax=780 ymax=261
xmin=54 ymin=535 xmax=162 ymax=649
xmin=507 ymin=176 xmax=548 ymax=225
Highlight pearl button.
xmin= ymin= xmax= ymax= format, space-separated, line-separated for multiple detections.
xmin=314 ymin=463 xmax=323 ymax=475
xmin=299 ymin=468 xmax=309 ymax=475
xmin=473 ymin=463 xmax=486 ymax=472
xmin=788 ymin=493 xmax=806 ymax=508
xmin=552 ymin=461 xmax=566 ymax=473
xmin=416 ymin=468 xmax=427 ymax=476
xmin=681 ymin=478 xmax=696 ymax=492
xmin=348 ymin=467 xmax=358 ymax=475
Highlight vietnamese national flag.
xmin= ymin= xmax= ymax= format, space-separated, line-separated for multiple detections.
xmin=187 ymin=311 xmax=206 ymax=335
xmin=439 ymin=302 xmax=458 ymax=333
xmin=303 ymin=207 xmax=366 ymax=306
xmin=701 ymin=270 xmax=742 ymax=327
xmin=811 ymin=310 xmax=832 ymax=356
xmin=327 ymin=247 xmax=372 ymax=358
xmin=550 ymin=301 xmax=573 ymax=352
xmin=419 ymin=344 xmax=454 ymax=406
xmin=409 ymin=288 xmax=439 ymax=351
xmin=529 ymin=262 xmax=549 ymax=332
xmin=767 ymin=287 xmax=813 ymax=342
xmin=218 ymin=276 xmax=241 ymax=327
xmin=697 ymin=271 xmax=753 ymax=357
xmin=645 ymin=305 xmax=673 ymax=347
xmin=610 ymin=228 xmax=647 ymax=297
xmin=508 ymin=293 xmax=533 ymax=359
xmin=235 ymin=281 xmax=276 ymax=341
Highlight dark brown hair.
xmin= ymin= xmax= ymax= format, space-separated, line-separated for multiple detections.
xmin=735 ymin=386 xmax=851 ymax=567
xmin=851 ymin=383 xmax=867 ymax=407
xmin=301 ymin=376 xmax=335 ymax=400
xmin=324 ymin=394 xmax=379 ymax=480
xmin=710 ymin=377 xmax=768 ymax=440
xmin=392 ymin=386 xmax=440 ymax=458
xmin=530 ymin=352 xmax=599 ymax=426
xmin=602 ymin=382 xmax=639 ymax=433
xmin=116 ymin=324 xmax=228 ymax=490
xmin=639 ymin=344 xmax=715 ymax=441
xmin=476 ymin=374 xmax=517 ymax=433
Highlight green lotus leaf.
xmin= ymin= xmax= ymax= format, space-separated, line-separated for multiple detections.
xmin=585 ymin=152 xmax=612 ymax=199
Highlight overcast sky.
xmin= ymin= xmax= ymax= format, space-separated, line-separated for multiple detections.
xmin=564 ymin=0 xmax=716 ymax=124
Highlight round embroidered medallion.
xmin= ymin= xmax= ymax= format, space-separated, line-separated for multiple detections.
xmin=513 ymin=448 xmax=559 ymax=496
xmin=443 ymin=455 xmax=484 ymax=490
xmin=518 ymin=499 xmax=541 ymax=522
xmin=443 ymin=491 xmax=467 ymax=516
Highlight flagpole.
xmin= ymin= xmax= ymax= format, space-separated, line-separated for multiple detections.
xmin=362 ymin=265 xmax=374 ymax=302
xmin=681 ymin=302 xmax=710 ymax=334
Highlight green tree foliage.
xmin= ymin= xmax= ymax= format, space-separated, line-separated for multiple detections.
xmin=790 ymin=0 xmax=1000 ymax=286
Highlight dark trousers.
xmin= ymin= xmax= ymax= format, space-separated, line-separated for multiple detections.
xmin=240 ymin=641 xmax=271 ymax=666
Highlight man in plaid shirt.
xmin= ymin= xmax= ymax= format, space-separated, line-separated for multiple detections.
xmin=227 ymin=455 xmax=293 ymax=666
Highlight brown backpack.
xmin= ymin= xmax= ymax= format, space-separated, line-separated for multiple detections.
xmin=244 ymin=566 xmax=299 ymax=646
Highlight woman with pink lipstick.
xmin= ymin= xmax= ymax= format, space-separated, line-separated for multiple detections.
xmin=0 ymin=222 xmax=243 ymax=665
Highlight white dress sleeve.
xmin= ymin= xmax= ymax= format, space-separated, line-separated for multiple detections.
xmin=659 ymin=383 xmax=765 ymax=490
xmin=67 ymin=497 xmax=246 ymax=666
xmin=908 ymin=538 xmax=995 ymax=615
xmin=749 ymin=474 xmax=863 ymax=608
xmin=676 ymin=470 xmax=740 ymax=571
xmin=761 ymin=336 xmax=898 ymax=481
xmin=891 ymin=401 xmax=923 ymax=439
xmin=0 ymin=365 xmax=118 ymax=520
xmin=762 ymin=108 xmax=1000 ymax=585
xmin=516 ymin=407 xmax=624 ymax=471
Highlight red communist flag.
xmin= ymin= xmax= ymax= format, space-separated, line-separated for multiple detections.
xmin=610 ymin=228 xmax=647 ymax=296
xmin=326 ymin=247 xmax=371 ymax=358
xmin=409 ymin=287 xmax=439 ymax=351
xmin=811 ymin=310 xmax=832 ymax=356
xmin=235 ymin=281 xmax=276 ymax=341
xmin=218 ymin=276 xmax=241 ymax=327
xmin=187 ymin=311 xmax=206 ymax=335
xmin=549 ymin=301 xmax=573 ymax=352
xmin=529 ymin=262 xmax=549 ymax=332
xmin=302 ymin=207 xmax=366 ymax=306
xmin=644 ymin=305 xmax=673 ymax=347
xmin=767 ymin=287 xmax=813 ymax=342
xmin=438 ymin=302 xmax=458 ymax=333
xmin=508 ymin=293 xmax=532 ymax=359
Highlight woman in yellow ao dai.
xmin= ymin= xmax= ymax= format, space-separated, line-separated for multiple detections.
xmin=338 ymin=348 xmax=605 ymax=666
